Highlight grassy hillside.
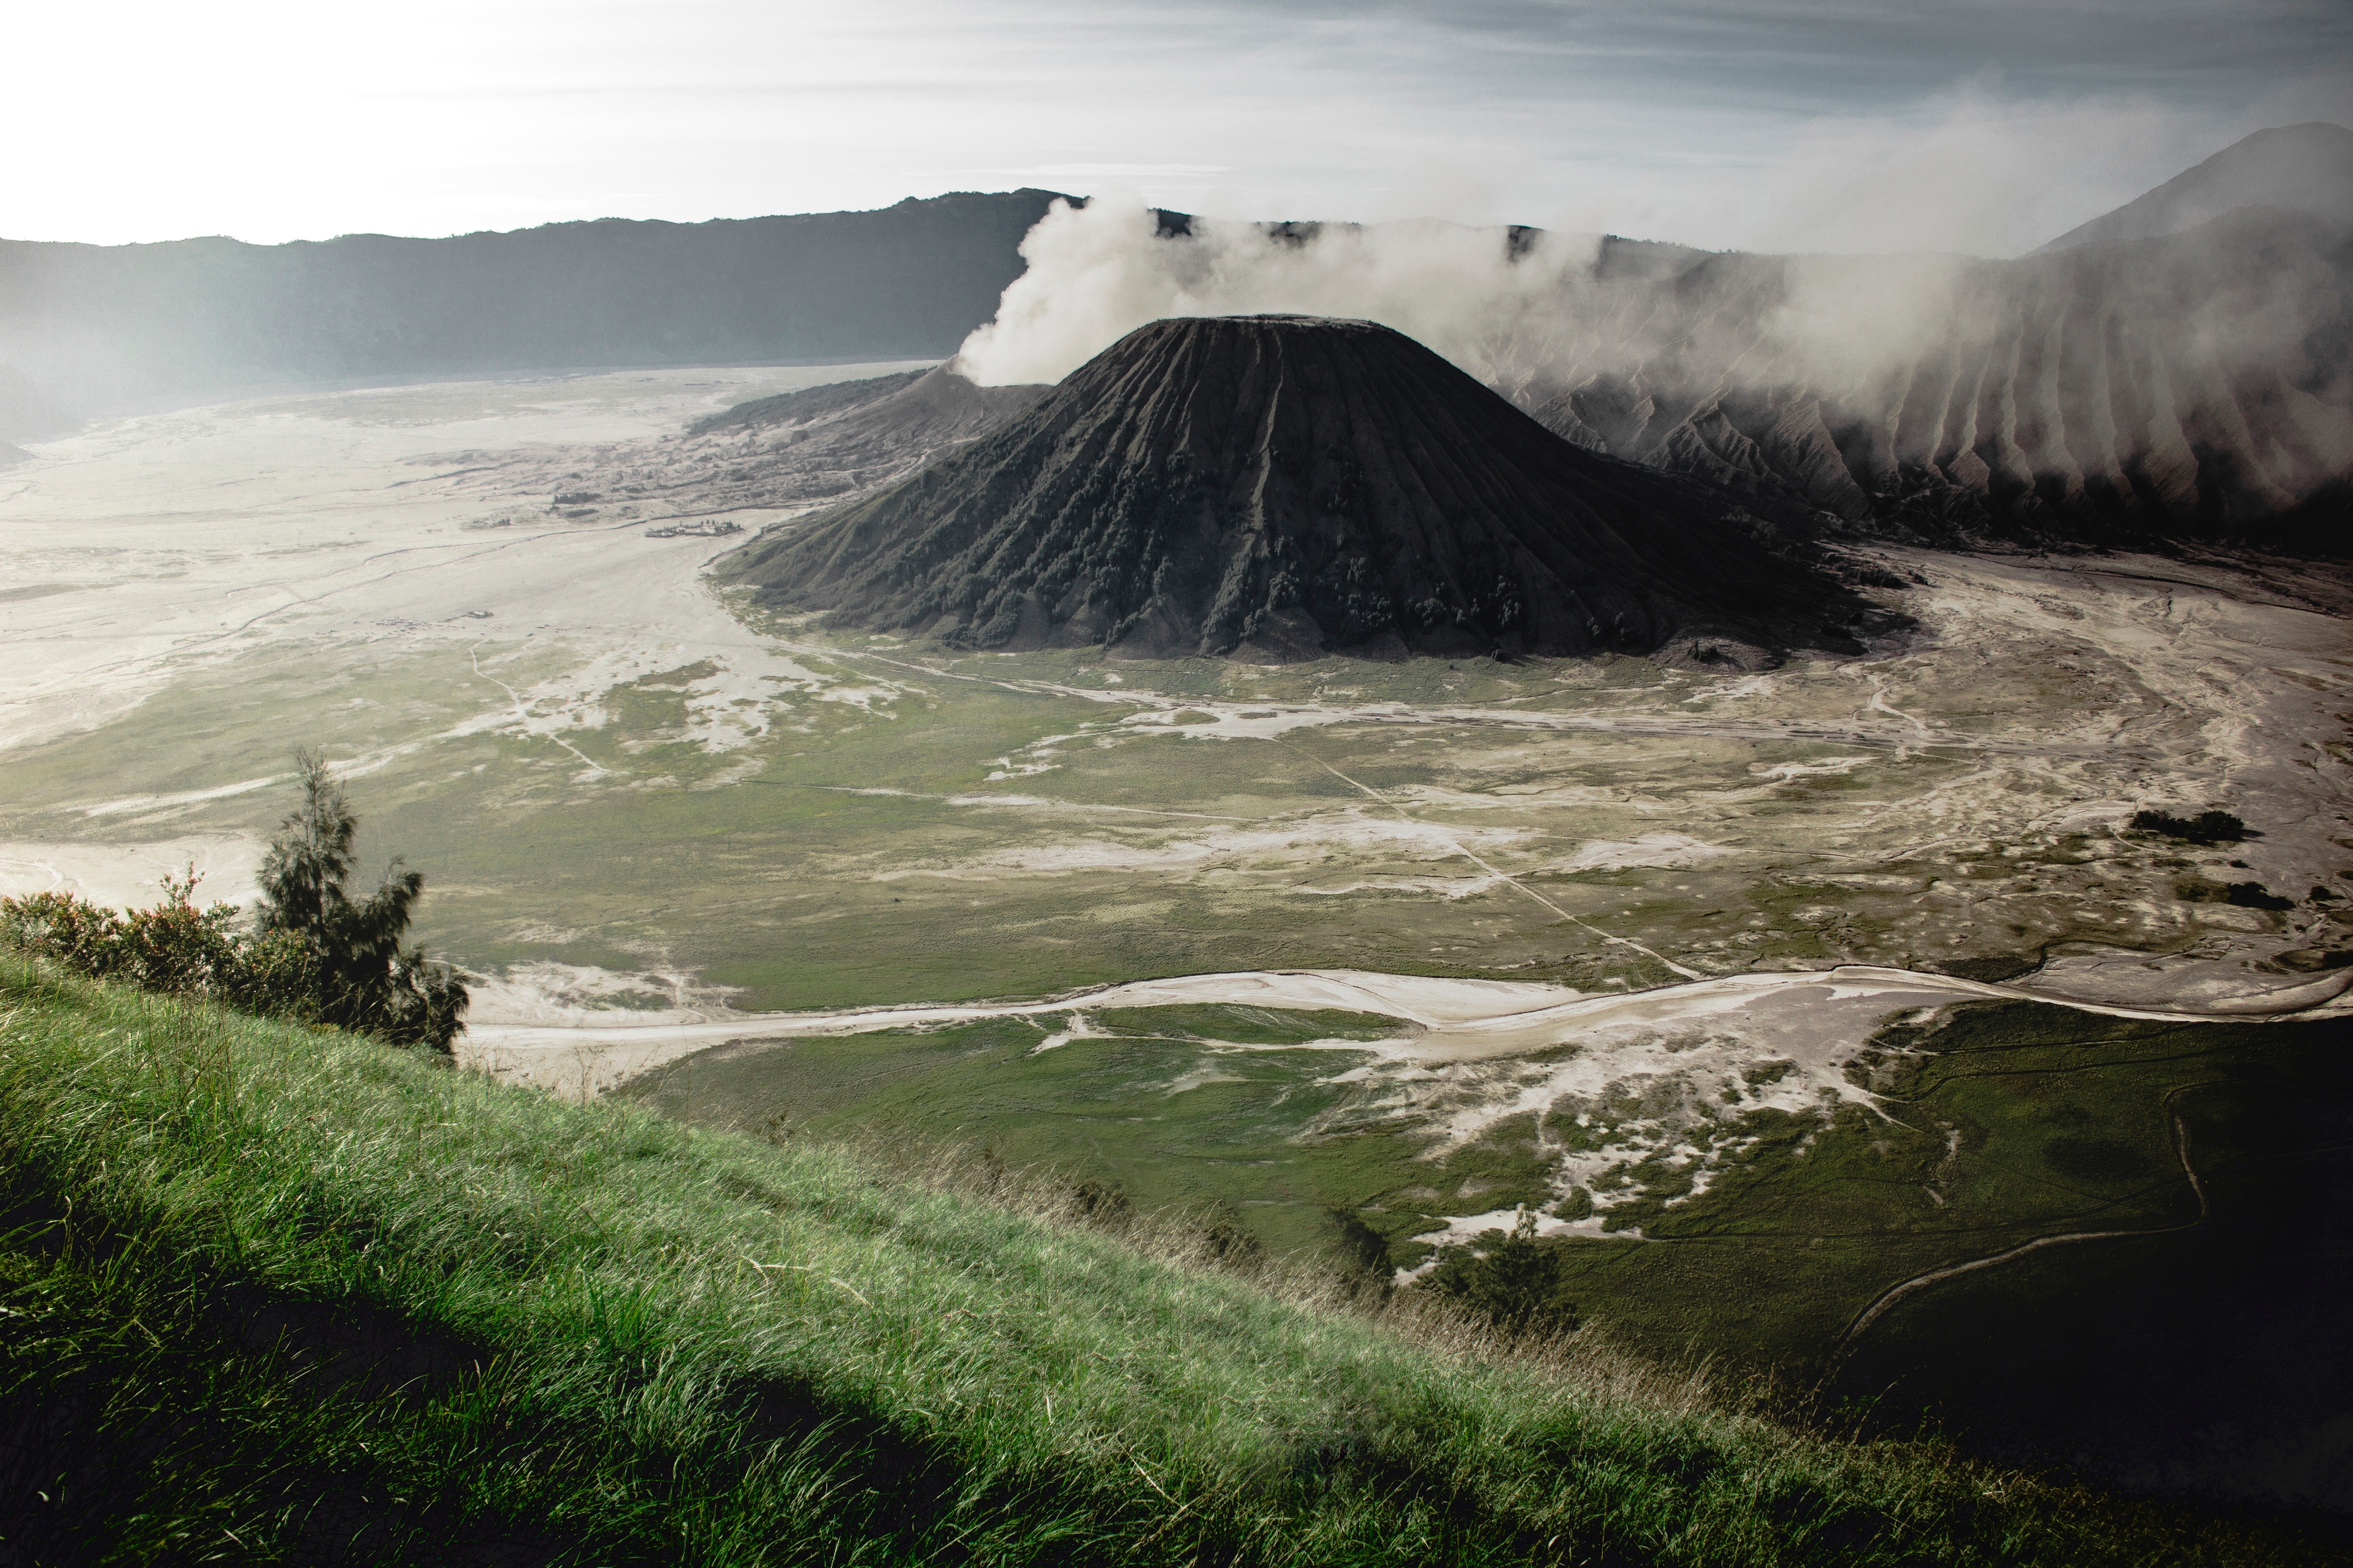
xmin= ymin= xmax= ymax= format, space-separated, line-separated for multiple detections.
xmin=619 ymin=995 xmax=2353 ymax=1516
xmin=0 ymin=956 xmax=2329 ymax=1565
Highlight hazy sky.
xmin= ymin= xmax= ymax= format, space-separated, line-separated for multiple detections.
xmin=10 ymin=0 xmax=2347 ymax=255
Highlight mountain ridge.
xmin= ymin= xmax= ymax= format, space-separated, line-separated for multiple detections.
xmin=0 ymin=191 xmax=1068 ymax=438
xmin=2034 ymin=122 xmax=2353 ymax=254
xmin=1524 ymin=206 xmax=2353 ymax=552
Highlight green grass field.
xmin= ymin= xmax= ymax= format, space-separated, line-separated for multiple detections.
xmin=625 ymin=1006 xmax=1451 ymax=1260
xmin=3 ymin=956 xmax=2338 ymax=1565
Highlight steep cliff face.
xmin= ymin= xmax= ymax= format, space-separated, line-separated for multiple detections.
xmin=721 ymin=316 xmax=1876 ymax=662
xmin=0 ymin=191 xmax=1066 ymax=436
xmin=1527 ymin=209 xmax=2353 ymax=550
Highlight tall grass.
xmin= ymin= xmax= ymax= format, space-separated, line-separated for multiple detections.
xmin=0 ymin=955 xmax=2321 ymax=1565
xmin=852 ymin=1135 xmax=1706 ymax=1415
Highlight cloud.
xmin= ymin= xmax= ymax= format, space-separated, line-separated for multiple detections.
xmin=1693 ymin=78 xmax=2219 ymax=255
xmin=930 ymin=165 xmax=1236 ymax=182
xmin=952 ymin=190 xmax=1991 ymax=395
xmin=959 ymin=194 xmax=1605 ymax=390
xmin=954 ymin=105 xmax=2342 ymax=479
xmin=4 ymin=0 xmax=2342 ymax=250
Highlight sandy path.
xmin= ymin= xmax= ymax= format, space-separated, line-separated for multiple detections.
xmin=461 ymin=960 xmax=2351 ymax=1098
xmin=1275 ymin=737 xmax=1708 ymax=980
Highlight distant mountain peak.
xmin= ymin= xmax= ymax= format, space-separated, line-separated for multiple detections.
xmin=2034 ymin=122 xmax=2353 ymax=254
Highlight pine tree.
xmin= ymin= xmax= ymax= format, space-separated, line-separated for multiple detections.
xmin=254 ymin=750 xmax=469 ymax=1050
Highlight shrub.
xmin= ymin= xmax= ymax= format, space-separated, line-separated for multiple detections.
xmin=2172 ymin=876 xmax=2294 ymax=913
xmin=108 ymin=866 xmax=242 ymax=996
xmin=0 ymin=889 xmax=124 ymax=973
xmin=2128 ymin=809 xmax=2246 ymax=845
xmin=1192 ymin=1204 xmax=1267 ymax=1275
xmin=0 ymin=872 xmax=319 ymax=1019
xmin=1327 ymin=1206 xmax=1394 ymax=1284
xmin=0 ymin=753 xmax=465 ymax=1050
xmin=225 ymin=926 xmax=323 ymax=1020
xmin=1064 ymin=1176 xmax=1135 ymax=1231
xmin=1420 ymin=1207 xmax=1581 ymax=1338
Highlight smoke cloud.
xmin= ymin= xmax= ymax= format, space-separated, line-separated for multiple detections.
xmin=952 ymin=194 xmax=1970 ymax=398
xmin=956 ymin=198 xmax=1587 ymax=393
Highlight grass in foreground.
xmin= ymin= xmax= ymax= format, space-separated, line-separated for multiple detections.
xmin=0 ymin=956 xmax=2331 ymax=1565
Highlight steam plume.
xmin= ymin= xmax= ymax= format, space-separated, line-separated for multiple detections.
xmin=952 ymin=196 xmax=1970 ymax=399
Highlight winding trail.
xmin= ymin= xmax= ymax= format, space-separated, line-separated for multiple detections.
xmin=1277 ymin=737 xmax=1706 ymax=981
xmin=469 ymin=640 xmax=605 ymax=777
xmin=463 ymin=960 xmax=2352 ymax=1098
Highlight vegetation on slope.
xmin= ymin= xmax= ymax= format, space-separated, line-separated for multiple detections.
xmin=622 ymin=986 xmax=2353 ymax=1495
xmin=2127 ymin=809 xmax=2247 ymax=846
xmin=0 ymin=958 xmax=2331 ymax=1565
xmin=0 ymin=751 xmax=467 ymax=1050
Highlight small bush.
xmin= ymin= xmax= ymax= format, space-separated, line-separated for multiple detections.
xmin=0 ymin=874 xmax=317 ymax=1021
xmin=1419 ymin=1207 xmax=1581 ymax=1338
xmin=2172 ymin=876 xmax=2292 ymax=912
xmin=0 ymin=889 xmax=124 ymax=973
xmin=1324 ymin=1206 xmax=1396 ymax=1304
xmin=0 ymin=752 xmax=465 ymax=1050
xmin=109 ymin=867 xmax=243 ymax=995
xmin=1929 ymin=951 xmax=2042 ymax=984
xmin=2128 ymin=809 xmax=2246 ymax=845
xmin=1191 ymin=1204 xmax=1267 ymax=1275
xmin=1064 ymin=1177 xmax=1135 ymax=1231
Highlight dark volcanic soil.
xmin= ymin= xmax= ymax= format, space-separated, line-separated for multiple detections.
xmin=721 ymin=316 xmax=1880 ymax=661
